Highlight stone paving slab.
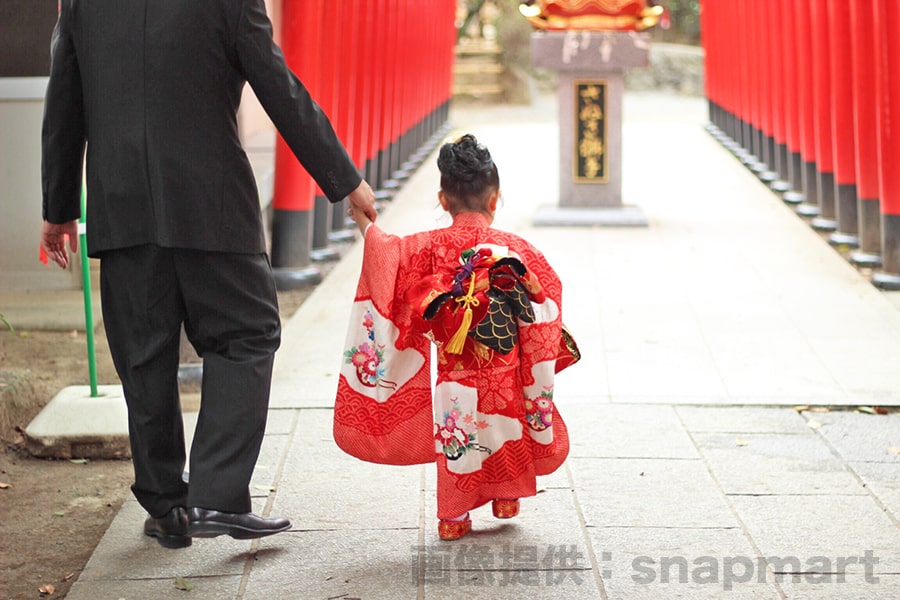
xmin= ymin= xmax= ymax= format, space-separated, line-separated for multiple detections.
xmin=569 ymin=457 xmax=737 ymax=529
xmin=779 ymin=573 xmax=900 ymax=600
xmin=244 ymin=529 xmax=421 ymax=600
xmin=65 ymin=574 xmax=244 ymax=600
xmin=422 ymin=485 xmax=587 ymax=549
xmin=271 ymin=409 xmax=422 ymax=530
xmin=423 ymin=569 xmax=602 ymax=600
xmin=847 ymin=461 xmax=900 ymax=521
xmin=74 ymin=500 xmax=254 ymax=581
xmin=803 ymin=410 xmax=900 ymax=464
xmin=728 ymin=495 xmax=900 ymax=574
xmin=676 ymin=406 xmax=813 ymax=434
xmin=564 ymin=404 xmax=698 ymax=459
xmin=588 ymin=526 xmax=779 ymax=598
xmin=692 ymin=432 xmax=866 ymax=496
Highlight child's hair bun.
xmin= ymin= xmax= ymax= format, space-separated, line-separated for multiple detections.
xmin=438 ymin=134 xmax=494 ymax=184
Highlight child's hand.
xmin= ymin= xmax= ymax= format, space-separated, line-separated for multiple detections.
xmin=348 ymin=205 xmax=373 ymax=234
xmin=347 ymin=179 xmax=376 ymax=234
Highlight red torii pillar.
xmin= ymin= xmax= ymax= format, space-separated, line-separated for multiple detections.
xmin=827 ymin=0 xmax=860 ymax=247
xmin=749 ymin=0 xmax=777 ymax=183
xmin=873 ymin=0 xmax=900 ymax=288
xmin=359 ymin=0 xmax=380 ymax=190
xmin=710 ymin=0 xmax=745 ymax=159
xmin=767 ymin=0 xmax=792 ymax=193
xmin=792 ymin=0 xmax=818 ymax=210
xmin=270 ymin=0 xmax=325 ymax=289
xmin=736 ymin=0 xmax=758 ymax=161
xmin=375 ymin=0 xmax=399 ymax=194
xmin=329 ymin=0 xmax=366 ymax=243
xmin=702 ymin=0 xmax=762 ymax=170
xmin=779 ymin=0 xmax=804 ymax=203
xmin=740 ymin=0 xmax=765 ymax=169
xmin=849 ymin=0 xmax=881 ymax=265
xmin=310 ymin=3 xmax=344 ymax=261
xmin=802 ymin=1 xmax=837 ymax=229
xmin=385 ymin=1 xmax=413 ymax=186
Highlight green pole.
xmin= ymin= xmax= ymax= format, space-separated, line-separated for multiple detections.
xmin=79 ymin=185 xmax=99 ymax=397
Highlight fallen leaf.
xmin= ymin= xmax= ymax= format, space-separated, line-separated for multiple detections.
xmin=38 ymin=583 xmax=55 ymax=595
xmin=0 ymin=482 xmax=10 ymax=489
xmin=69 ymin=458 xmax=89 ymax=464
xmin=888 ymin=446 xmax=900 ymax=455
xmin=857 ymin=406 xmax=877 ymax=415
xmin=174 ymin=576 xmax=194 ymax=591
xmin=53 ymin=511 xmax=65 ymax=517
xmin=736 ymin=436 xmax=748 ymax=447
xmin=807 ymin=419 xmax=823 ymax=430
xmin=875 ymin=407 xmax=890 ymax=415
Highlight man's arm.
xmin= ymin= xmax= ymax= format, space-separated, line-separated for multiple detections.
xmin=41 ymin=0 xmax=85 ymax=225
xmin=233 ymin=0 xmax=374 ymax=222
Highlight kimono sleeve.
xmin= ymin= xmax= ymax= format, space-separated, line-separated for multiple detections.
xmin=333 ymin=226 xmax=436 ymax=465
xmin=514 ymin=241 xmax=571 ymax=475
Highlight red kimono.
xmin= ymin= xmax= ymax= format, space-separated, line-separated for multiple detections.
xmin=334 ymin=212 xmax=574 ymax=519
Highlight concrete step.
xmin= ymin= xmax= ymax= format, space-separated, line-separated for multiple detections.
xmin=453 ymin=61 xmax=504 ymax=75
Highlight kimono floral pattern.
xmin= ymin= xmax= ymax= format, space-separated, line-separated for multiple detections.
xmin=344 ymin=308 xmax=387 ymax=388
xmin=435 ymin=397 xmax=490 ymax=460
xmin=525 ymin=388 xmax=555 ymax=431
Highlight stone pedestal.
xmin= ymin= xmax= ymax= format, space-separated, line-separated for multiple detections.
xmin=531 ymin=31 xmax=650 ymax=226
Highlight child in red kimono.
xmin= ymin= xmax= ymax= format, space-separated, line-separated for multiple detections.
xmin=334 ymin=134 xmax=577 ymax=540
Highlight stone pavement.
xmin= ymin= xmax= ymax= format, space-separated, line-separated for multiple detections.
xmin=59 ymin=92 xmax=900 ymax=599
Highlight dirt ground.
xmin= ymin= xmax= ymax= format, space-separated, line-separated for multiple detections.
xmin=0 ymin=282 xmax=323 ymax=600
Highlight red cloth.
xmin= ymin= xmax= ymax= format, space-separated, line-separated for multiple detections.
xmin=334 ymin=212 xmax=572 ymax=518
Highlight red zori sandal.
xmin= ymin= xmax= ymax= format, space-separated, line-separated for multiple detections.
xmin=438 ymin=515 xmax=472 ymax=540
xmin=492 ymin=499 xmax=520 ymax=519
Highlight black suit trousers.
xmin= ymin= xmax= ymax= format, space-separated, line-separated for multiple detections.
xmin=100 ymin=244 xmax=281 ymax=516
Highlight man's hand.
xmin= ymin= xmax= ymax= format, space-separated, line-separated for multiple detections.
xmin=347 ymin=179 xmax=377 ymax=223
xmin=40 ymin=220 xmax=79 ymax=269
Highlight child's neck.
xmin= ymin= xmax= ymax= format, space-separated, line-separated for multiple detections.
xmin=451 ymin=210 xmax=494 ymax=225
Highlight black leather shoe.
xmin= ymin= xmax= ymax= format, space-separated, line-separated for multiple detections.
xmin=144 ymin=506 xmax=191 ymax=548
xmin=186 ymin=507 xmax=291 ymax=540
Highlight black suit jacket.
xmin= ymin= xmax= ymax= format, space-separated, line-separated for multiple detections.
xmin=42 ymin=0 xmax=362 ymax=256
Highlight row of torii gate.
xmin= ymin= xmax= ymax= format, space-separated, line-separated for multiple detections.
xmin=268 ymin=0 xmax=456 ymax=288
xmin=701 ymin=0 xmax=900 ymax=289
xmin=281 ymin=0 xmax=900 ymax=293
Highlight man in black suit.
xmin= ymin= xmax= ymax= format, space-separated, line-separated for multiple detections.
xmin=40 ymin=0 xmax=377 ymax=548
